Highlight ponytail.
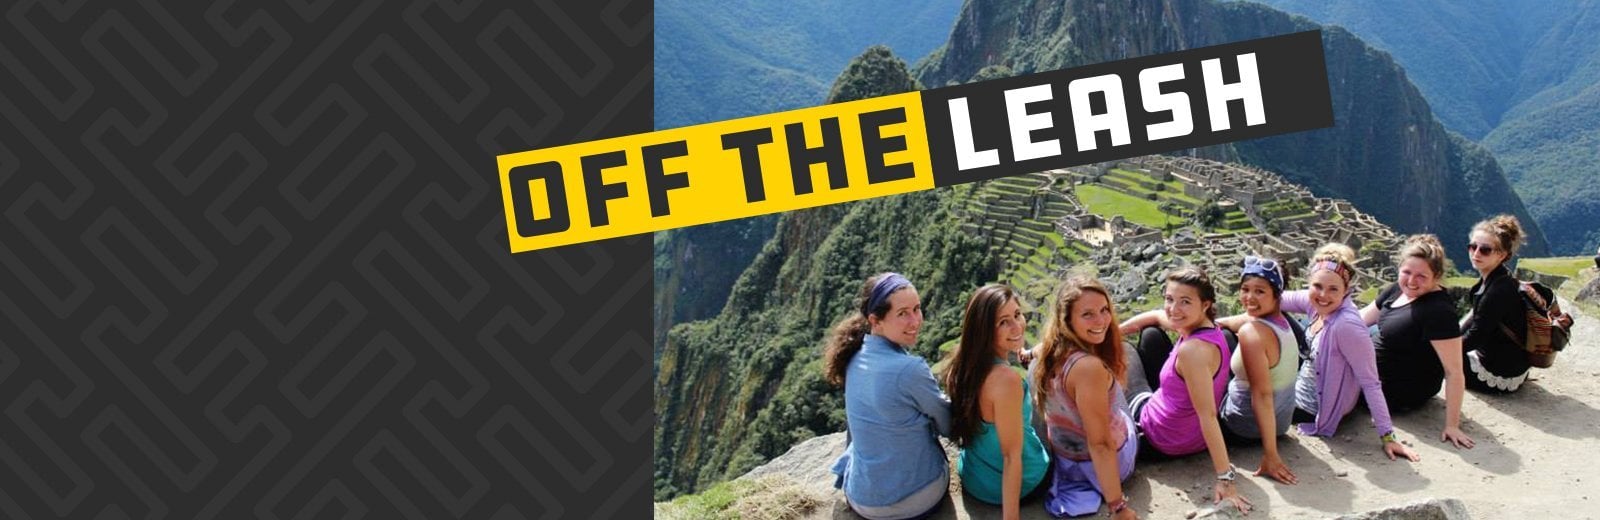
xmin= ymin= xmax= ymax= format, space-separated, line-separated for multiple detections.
xmin=823 ymin=314 xmax=871 ymax=387
xmin=823 ymin=272 xmax=906 ymax=387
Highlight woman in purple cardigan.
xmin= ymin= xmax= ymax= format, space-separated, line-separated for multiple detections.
xmin=1286 ymin=244 xmax=1420 ymax=461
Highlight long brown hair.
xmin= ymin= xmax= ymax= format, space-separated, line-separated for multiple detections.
xmin=942 ymin=284 xmax=1019 ymax=448
xmin=823 ymin=272 xmax=908 ymax=387
xmin=1032 ymin=275 xmax=1126 ymax=420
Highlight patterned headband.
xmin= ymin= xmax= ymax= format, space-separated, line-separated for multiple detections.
xmin=862 ymin=273 xmax=910 ymax=317
xmin=1312 ymin=260 xmax=1349 ymax=281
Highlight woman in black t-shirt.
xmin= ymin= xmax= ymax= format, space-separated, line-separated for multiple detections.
xmin=1460 ymin=215 xmax=1531 ymax=393
xmin=1360 ymin=234 xmax=1474 ymax=449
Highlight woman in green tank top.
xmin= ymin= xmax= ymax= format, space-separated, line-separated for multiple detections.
xmin=942 ymin=284 xmax=1049 ymax=520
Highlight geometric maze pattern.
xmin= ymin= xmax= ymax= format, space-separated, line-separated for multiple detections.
xmin=0 ymin=0 xmax=650 ymax=517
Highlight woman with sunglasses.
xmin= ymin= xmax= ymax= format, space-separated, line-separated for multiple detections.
xmin=1120 ymin=267 xmax=1252 ymax=513
xmin=1287 ymin=244 xmax=1420 ymax=461
xmin=1459 ymin=215 xmax=1532 ymax=393
xmin=943 ymin=284 xmax=1049 ymax=520
xmin=1358 ymin=234 xmax=1474 ymax=449
xmin=827 ymin=272 xmax=952 ymax=520
xmin=1213 ymin=256 xmax=1300 ymax=484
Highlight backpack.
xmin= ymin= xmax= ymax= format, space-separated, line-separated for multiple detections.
xmin=1500 ymin=281 xmax=1573 ymax=369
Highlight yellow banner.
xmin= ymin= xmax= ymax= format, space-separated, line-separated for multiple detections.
xmin=499 ymin=92 xmax=933 ymax=252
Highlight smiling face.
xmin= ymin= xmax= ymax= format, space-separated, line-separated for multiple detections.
xmin=1162 ymin=281 xmax=1211 ymax=332
xmin=869 ymin=287 xmax=923 ymax=347
xmin=1467 ymin=230 xmax=1508 ymax=275
xmin=992 ymin=297 xmax=1026 ymax=356
xmin=1396 ymin=256 xmax=1439 ymax=299
xmin=1306 ymin=269 xmax=1349 ymax=316
xmin=1069 ymin=290 xmax=1114 ymax=346
xmin=1239 ymin=276 xmax=1279 ymax=318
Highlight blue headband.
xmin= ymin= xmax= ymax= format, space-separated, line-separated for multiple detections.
xmin=863 ymin=273 xmax=911 ymax=317
xmin=1240 ymin=256 xmax=1284 ymax=292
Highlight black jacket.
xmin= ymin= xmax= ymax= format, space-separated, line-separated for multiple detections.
xmin=1461 ymin=263 xmax=1528 ymax=377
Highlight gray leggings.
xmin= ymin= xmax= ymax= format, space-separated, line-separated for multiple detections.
xmin=847 ymin=471 xmax=948 ymax=520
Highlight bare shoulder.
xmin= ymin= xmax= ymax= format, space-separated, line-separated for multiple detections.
xmin=983 ymin=364 xmax=1023 ymax=398
xmin=1063 ymin=354 xmax=1110 ymax=387
xmin=987 ymin=363 xmax=1022 ymax=384
xmin=1238 ymin=320 xmax=1277 ymax=345
xmin=1176 ymin=337 xmax=1222 ymax=366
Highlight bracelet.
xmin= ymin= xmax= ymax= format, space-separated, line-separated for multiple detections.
xmin=1106 ymin=497 xmax=1128 ymax=515
xmin=1380 ymin=431 xmax=1398 ymax=444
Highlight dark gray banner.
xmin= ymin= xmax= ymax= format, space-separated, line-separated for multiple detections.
xmin=0 ymin=1 xmax=650 ymax=518
xmin=922 ymin=30 xmax=1332 ymax=187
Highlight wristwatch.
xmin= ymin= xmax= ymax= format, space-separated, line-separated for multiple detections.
xmin=1216 ymin=468 xmax=1237 ymax=482
xmin=1380 ymin=431 xmax=1398 ymax=444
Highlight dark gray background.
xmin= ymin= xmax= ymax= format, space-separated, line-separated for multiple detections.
xmin=0 ymin=0 xmax=650 ymax=517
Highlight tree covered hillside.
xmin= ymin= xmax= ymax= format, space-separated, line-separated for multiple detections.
xmin=654 ymin=49 xmax=994 ymax=500
xmin=653 ymin=0 xmax=966 ymax=360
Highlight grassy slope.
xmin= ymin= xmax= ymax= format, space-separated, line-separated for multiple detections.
xmin=1520 ymin=256 xmax=1596 ymax=281
xmin=1074 ymin=184 xmax=1169 ymax=229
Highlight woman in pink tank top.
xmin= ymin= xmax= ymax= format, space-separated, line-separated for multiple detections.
xmin=1118 ymin=267 xmax=1252 ymax=514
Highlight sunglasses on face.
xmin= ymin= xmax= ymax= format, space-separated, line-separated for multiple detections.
xmin=1466 ymin=242 xmax=1499 ymax=255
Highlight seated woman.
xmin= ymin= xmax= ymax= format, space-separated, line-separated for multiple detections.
xmin=827 ymin=272 xmax=952 ymax=520
xmin=1213 ymin=256 xmax=1300 ymax=484
xmin=1459 ymin=215 xmax=1533 ymax=393
xmin=1360 ymin=234 xmax=1475 ymax=448
xmin=1287 ymin=244 xmax=1420 ymax=461
xmin=943 ymin=284 xmax=1049 ymax=520
xmin=1031 ymin=276 xmax=1138 ymax=519
xmin=1119 ymin=267 xmax=1251 ymax=513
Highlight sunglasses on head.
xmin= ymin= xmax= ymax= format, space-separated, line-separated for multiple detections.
xmin=1466 ymin=242 xmax=1499 ymax=255
xmin=1243 ymin=256 xmax=1278 ymax=270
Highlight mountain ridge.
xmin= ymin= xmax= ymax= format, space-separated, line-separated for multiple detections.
xmin=1248 ymin=0 xmax=1600 ymax=255
xmin=914 ymin=0 xmax=1547 ymax=265
xmin=653 ymin=0 xmax=1558 ymax=500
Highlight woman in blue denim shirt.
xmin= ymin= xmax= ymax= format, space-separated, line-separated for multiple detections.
xmin=827 ymin=272 xmax=952 ymax=520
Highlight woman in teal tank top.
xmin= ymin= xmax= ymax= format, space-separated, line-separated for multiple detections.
xmin=942 ymin=284 xmax=1049 ymax=520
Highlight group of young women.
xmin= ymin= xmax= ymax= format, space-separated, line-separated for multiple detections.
xmin=825 ymin=215 xmax=1542 ymax=519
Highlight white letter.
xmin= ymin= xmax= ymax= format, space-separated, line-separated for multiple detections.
xmin=1201 ymin=53 xmax=1265 ymax=131
xmin=1140 ymin=64 xmax=1192 ymax=141
xmin=1068 ymin=74 xmax=1131 ymax=152
xmin=948 ymin=97 xmax=999 ymax=170
xmin=1004 ymin=84 xmax=1061 ymax=161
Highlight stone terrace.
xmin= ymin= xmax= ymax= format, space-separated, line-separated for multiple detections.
xmin=961 ymin=156 xmax=1403 ymax=304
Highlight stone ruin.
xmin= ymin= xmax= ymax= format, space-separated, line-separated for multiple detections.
xmin=962 ymin=155 xmax=1405 ymax=300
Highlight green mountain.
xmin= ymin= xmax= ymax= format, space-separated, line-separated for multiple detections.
xmin=653 ymin=216 xmax=779 ymax=357
xmin=1245 ymin=0 xmax=1600 ymax=255
xmin=914 ymin=0 xmax=1547 ymax=266
xmin=654 ymin=0 xmax=963 ymax=130
xmin=652 ymin=0 xmax=1558 ymax=501
xmin=653 ymin=0 xmax=966 ymax=357
xmin=652 ymin=49 xmax=994 ymax=500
